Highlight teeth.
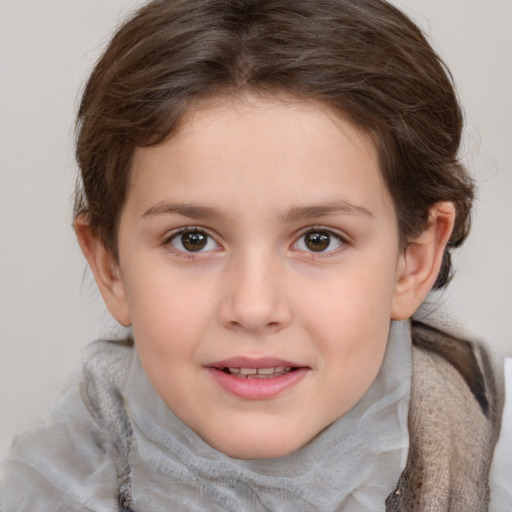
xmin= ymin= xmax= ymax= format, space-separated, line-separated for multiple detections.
xmin=239 ymin=368 xmax=257 ymax=375
xmin=256 ymin=367 xmax=275 ymax=375
xmin=226 ymin=367 xmax=293 ymax=378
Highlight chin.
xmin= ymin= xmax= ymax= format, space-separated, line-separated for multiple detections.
xmin=205 ymin=427 xmax=313 ymax=460
xmin=219 ymin=442 xmax=300 ymax=460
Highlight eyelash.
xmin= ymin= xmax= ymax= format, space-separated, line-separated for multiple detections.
xmin=163 ymin=226 xmax=348 ymax=258
xmin=292 ymin=226 xmax=348 ymax=258
xmin=164 ymin=227 xmax=220 ymax=257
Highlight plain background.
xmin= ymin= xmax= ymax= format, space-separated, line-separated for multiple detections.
xmin=0 ymin=0 xmax=511 ymax=461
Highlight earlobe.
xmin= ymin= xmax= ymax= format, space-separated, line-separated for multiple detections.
xmin=391 ymin=202 xmax=456 ymax=320
xmin=73 ymin=216 xmax=132 ymax=326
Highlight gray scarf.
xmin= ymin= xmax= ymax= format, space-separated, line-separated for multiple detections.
xmin=82 ymin=320 xmax=412 ymax=511
xmin=2 ymin=320 xmax=502 ymax=510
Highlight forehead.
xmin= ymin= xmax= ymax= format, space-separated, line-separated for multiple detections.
xmin=127 ymin=95 xmax=392 ymax=222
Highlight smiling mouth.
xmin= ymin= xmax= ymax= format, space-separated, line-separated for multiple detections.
xmin=207 ymin=362 xmax=308 ymax=399
xmin=222 ymin=366 xmax=296 ymax=379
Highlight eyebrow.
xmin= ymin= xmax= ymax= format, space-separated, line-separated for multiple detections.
xmin=142 ymin=202 xmax=222 ymax=220
xmin=279 ymin=201 xmax=374 ymax=222
xmin=142 ymin=200 xmax=374 ymax=221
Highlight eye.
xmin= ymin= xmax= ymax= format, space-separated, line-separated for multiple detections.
xmin=293 ymin=229 xmax=344 ymax=253
xmin=168 ymin=229 xmax=219 ymax=253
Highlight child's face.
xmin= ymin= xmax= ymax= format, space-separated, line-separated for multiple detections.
xmin=113 ymin=96 xmax=406 ymax=459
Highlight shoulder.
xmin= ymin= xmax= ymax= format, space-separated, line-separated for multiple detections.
xmin=409 ymin=325 xmax=502 ymax=468
xmin=388 ymin=321 xmax=505 ymax=510
xmin=411 ymin=320 xmax=503 ymax=422
xmin=411 ymin=322 xmax=511 ymax=510
xmin=0 ymin=340 xmax=134 ymax=512
xmin=489 ymin=357 xmax=512 ymax=512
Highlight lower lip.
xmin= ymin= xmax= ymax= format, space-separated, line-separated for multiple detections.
xmin=206 ymin=367 xmax=309 ymax=400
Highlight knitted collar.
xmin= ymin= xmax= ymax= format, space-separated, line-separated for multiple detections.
xmin=123 ymin=320 xmax=412 ymax=511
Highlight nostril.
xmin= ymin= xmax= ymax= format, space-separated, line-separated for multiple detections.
xmin=219 ymin=296 xmax=291 ymax=333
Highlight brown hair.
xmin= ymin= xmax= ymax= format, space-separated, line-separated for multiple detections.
xmin=74 ymin=0 xmax=474 ymax=289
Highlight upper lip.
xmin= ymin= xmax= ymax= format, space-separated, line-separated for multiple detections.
xmin=207 ymin=356 xmax=306 ymax=369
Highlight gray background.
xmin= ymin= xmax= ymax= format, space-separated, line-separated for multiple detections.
xmin=1 ymin=0 xmax=511 ymax=460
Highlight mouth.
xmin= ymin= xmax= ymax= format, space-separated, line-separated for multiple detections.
xmin=221 ymin=366 xmax=297 ymax=379
xmin=206 ymin=357 xmax=309 ymax=399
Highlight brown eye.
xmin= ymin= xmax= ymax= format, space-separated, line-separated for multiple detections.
xmin=304 ymin=232 xmax=331 ymax=251
xmin=294 ymin=230 xmax=343 ymax=253
xmin=181 ymin=232 xmax=207 ymax=251
xmin=170 ymin=230 xmax=217 ymax=253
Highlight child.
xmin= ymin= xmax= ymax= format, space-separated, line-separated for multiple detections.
xmin=1 ymin=0 xmax=510 ymax=510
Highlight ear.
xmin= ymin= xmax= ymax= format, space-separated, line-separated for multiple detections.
xmin=391 ymin=202 xmax=456 ymax=320
xmin=73 ymin=215 xmax=132 ymax=326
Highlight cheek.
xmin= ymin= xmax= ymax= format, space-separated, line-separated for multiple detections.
xmin=123 ymin=264 xmax=218 ymax=356
xmin=124 ymin=268 xmax=220 ymax=407
xmin=303 ymin=256 xmax=397 ymax=330
xmin=310 ymin=287 xmax=390 ymax=368
xmin=300 ymin=260 xmax=396 ymax=394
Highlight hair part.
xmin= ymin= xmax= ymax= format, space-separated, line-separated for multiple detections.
xmin=74 ymin=0 xmax=474 ymax=289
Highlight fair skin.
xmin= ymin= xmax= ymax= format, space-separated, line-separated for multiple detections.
xmin=75 ymin=95 xmax=455 ymax=459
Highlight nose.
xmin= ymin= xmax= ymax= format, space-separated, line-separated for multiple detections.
xmin=218 ymin=250 xmax=292 ymax=334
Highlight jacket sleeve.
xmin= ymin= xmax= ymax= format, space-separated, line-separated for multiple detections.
xmin=0 ymin=385 xmax=118 ymax=512
xmin=489 ymin=357 xmax=512 ymax=512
